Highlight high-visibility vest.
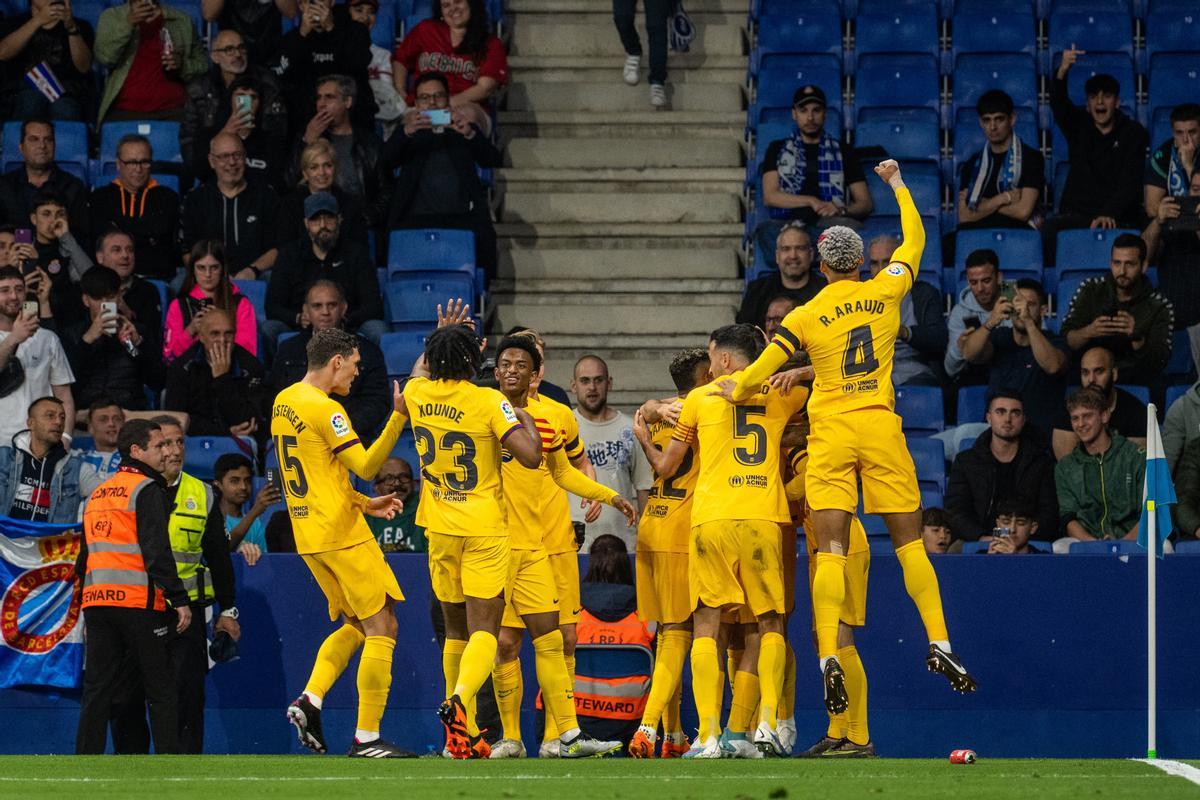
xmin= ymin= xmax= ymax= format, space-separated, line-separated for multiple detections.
xmin=167 ymin=472 xmax=213 ymax=604
xmin=81 ymin=469 xmax=166 ymax=611
xmin=572 ymin=608 xmax=655 ymax=721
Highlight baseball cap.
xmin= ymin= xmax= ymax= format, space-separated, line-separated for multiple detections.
xmin=793 ymin=85 xmax=827 ymax=109
xmin=304 ymin=191 xmax=339 ymax=219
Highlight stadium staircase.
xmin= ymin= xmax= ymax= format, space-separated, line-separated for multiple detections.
xmin=493 ymin=0 xmax=749 ymax=406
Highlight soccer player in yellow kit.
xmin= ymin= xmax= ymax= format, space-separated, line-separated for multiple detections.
xmin=275 ymin=329 xmax=412 ymax=758
xmin=488 ymin=335 xmax=637 ymax=759
xmin=403 ymin=324 xmax=545 ymax=760
xmin=627 ymin=347 xmax=711 ymax=759
xmin=715 ymin=160 xmax=977 ymax=716
xmin=638 ymin=324 xmax=808 ymax=758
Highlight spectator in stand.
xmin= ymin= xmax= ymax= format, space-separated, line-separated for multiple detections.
xmin=763 ymin=296 xmax=796 ymax=341
xmin=76 ymin=397 xmax=124 ymax=498
xmin=1164 ymin=377 xmax=1200 ymax=474
xmin=612 ymin=0 xmax=668 ymax=107
xmin=62 ymin=266 xmax=162 ymax=412
xmin=985 ymin=498 xmax=1042 ymax=555
xmin=945 ymin=248 xmax=1005 ymax=381
xmin=268 ymin=280 xmax=389 ymax=437
xmin=289 ymin=74 xmax=389 ymax=228
xmin=1060 ymin=234 xmax=1173 ymax=385
xmin=276 ymin=139 xmax=367 ymax=248
xmin=89 ymin=135 xmax=181 ymax=281
xmin=1172 ymin=437 xmax=1200 ymax=540
xmin=271 ymin=0 xmax=375 ymax=130
xmin=384 ymin=72 xmax=501 ymax=278
xmin=756 ymin=85 xmax=873 ymax=266
xmin=1055 ymin=386 xmax=1145 ymax=548
xmin=202 ymin=0 xmax=297 ymax=65
xmin=1144 ymin=103 xmax=1198 ymax=220
xmin=944 ymin=391 xmax=1058 ymax=543
xmin=0 ymin=228 xmax=15 ymax=268
xmin=367 ymin=457 xmax=426 ymax=552
xmin=94 ymin=228 xmax=163 ymax=353
xmin=348 ymin=0 xmax=407 ymax=137
xmin=163 ymin=239 xmax=257 ymax=361
xmin=267 ymin=191 xmax=384 ymax=342
xmin=1048 ymin=49 xmax=1148 ymax=232
xmin=867 ymin=234 xmax=946 ymax=386
xmin=736 ymin=223 xmax=825 ymax=327
xmin=163 ymin=307 xmax=269 ymax=438
xmin=0 ymin=120 xmax=88 ymax=235
xmin=921 ymin=507 xmax=952 ymax=554
xmin=0 ymin=0 xmax=94 ymax=120
xmin=0 ymin=266 xmax=75 ymax=444
xmin=181 ymin=31 xmax=289 ymax=188
xmin=956 ymin=90 xmax=1044 ymax=231
xmin=0 ymin=396 xmax=81 ymax=521
xmin=212 ymin=452 xmax=279 ymax=554
xmin=180 ymin=133 xmax=280 ymax=278
xmin=95 ymin=0 xmax=206 ymax=123
xmin=1143 ymin=170 xmax=1200 ymax=374
xmin=961 ymin=278 xmax=1068 ymax=442
xmin=1051 ymin=345 xmax=1147 ymax=460
xmin=27 ymin=189 xmax=90 ymax=325
xmin=392 ymin=0 xmax=507 ymax=132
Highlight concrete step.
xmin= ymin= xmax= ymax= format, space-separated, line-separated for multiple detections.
xmin=494 ymin=302 xmax=735 ymax=336
xmin=498 ymin=111 xmax=745 ymax=139
xmin=504 ymin=137 xmax=742 ymax=169
xmin=497 ymin=247 xmax=739 ymax=280
xmin=500 ymin=191 xmax=741 ymax=224
xmin=510 ymin=20 xmax=745 ymax=57
xmin=497 ymin=221 xmax=745 ymax=239
xmin=509 ymin=0 xmax=746 ymax=12
xmin=493 ymin=287 xmax=742 ymax=304
xmin=542 ymin=357 xmax=686 ymax=392
xmin=508 ymin=53 xmax=747 ymax=72
xmin=506 ymin=81 xmax=743 ymax=112
xmin=498 ymin=173 xmax=745 ymax=195
xmin=511 ymin=65 xmax=747 ymax=84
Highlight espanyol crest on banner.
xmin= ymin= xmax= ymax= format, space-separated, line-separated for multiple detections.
xmin=0 ymin=518 xmax=83 ymax=690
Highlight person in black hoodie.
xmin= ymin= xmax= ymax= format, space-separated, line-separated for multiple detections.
xmin=0 ymin=120 xmax=89 ymax=238
xmin=944 ymin=390 xmax=1059 ymax=543
xmin=89 ymin=135 xmax=181 ymax=281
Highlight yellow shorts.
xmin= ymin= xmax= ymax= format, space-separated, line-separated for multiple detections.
xmin=501 ymin=547 xmax=559 ymax=627
xmin=635 ymin=549 xmax=692 ymax=625
xmin=805 ymin=535 xmax=870 ymax=628
xmin=689 ymin=519 xmax=786 ymax=617
xmin=302 ymin=539 xmax=404 ymax=622
xmin=548 ymin=551 xmax=581 ymax=626
xmin=806 ymin=408 xmax=921 ymax=514
xmin=427 ymin=532 xmax=510 ymax=603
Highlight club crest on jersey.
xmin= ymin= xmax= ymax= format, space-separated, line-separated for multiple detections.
xmin=330 ymin=412 xmax=350 ymax=438
xmin=500 ymin=400 xmax=519 ymax=424
xmin=886 ymin=264 xmax=905 ymax=277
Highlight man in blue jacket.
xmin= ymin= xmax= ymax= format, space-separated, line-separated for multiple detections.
xmin=0 ymin=395 xmax=82 ymax=522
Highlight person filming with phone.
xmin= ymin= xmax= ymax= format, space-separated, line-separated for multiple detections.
xmin=27 ymin=188 xmax=92 ymax=326
xmin=1143 ymin=167 xmax=1200 ymax=376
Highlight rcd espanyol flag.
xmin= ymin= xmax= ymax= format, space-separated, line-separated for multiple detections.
xmin=24 ymin=62 xmax=64 ymax=104
xmin=1139 ymin=406 xmax=1176 ymax=559
xmin=0 ymin=518 xmax=83 ymax=689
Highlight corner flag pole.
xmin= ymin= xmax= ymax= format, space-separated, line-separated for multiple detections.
xmin=1146 ymin=402 xmax=1158 ymax=760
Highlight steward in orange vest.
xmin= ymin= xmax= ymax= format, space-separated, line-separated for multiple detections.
xmin=74 ymin=419 xmax=190 ymax=755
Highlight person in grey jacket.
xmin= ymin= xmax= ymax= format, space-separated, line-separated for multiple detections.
xmin=1163 ymin=379 xmax=1200 ymax=474
xmin=945 ymin=248 xmax=1007 ymax=379
xmin=0 ymin=396 xmax=82 ymax=523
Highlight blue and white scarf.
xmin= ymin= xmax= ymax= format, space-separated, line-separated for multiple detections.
xmin=1167 ymin=146 xmax=1190 ymax=197
xmin=773 ymin=129 xmax=844 ymax=218
xmin=966 ymin=136 xmax=1024 ymax=212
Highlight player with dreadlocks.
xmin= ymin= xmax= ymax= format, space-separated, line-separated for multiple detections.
xmin=713 ymin=160 xmax=977 ymax=718
xmin=403 ymin=323 xmax=546 ymax=759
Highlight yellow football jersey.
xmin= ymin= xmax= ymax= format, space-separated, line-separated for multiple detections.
xmin=785 ymin=446 xmax=869 ymax=555
xmin=271 ymin=382 xmax=406 ymax=555
xmin=403 ymin=376 xmax=524 ymax=537
xmin=532 ymin=394 xmax=587 ymax=555
xmin=674 ymin=370 xmax=808 ymax=526
xmin=638 ymin=409 xmax=697 ymax=554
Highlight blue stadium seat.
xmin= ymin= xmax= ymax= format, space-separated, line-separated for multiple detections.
xmin=921 ymin=486 xmax=943 ymax=510
xmin=1166 ymin=331 xmax=1195 ymax=383
xmin=752 ymin=54 xmax=842 ymax=125
xmin=1062 ymin=52 xmax=1136 ymax=111
xmin=957 ymin=384 xmax=988 ymax=425
xmin=1145 ymin=5 xmax=1200 ymax=61
xmin=955 ymin=228 xmax=1043 ymax=272
xmin=1056 ymin=274 xmax=1091 ymax=317
xmin=854 ymin=8 xmax=940 ymax=65
xmin=951 ymin=6 xmax=1037 ymax=58
xmin=99 ymin=121 xmax=183 ymax=166
xmin=857 ymin=214 xmax=945 ymax=277
xmin=371 ymin=1 xmax=397 ymax=48
xmin=910 ymin=435 xmax=947 ymax=491
xmin=855 ymin=107 xmax=940 ymax=161
xmin=146 ymin=279 xmax=170 ymax=318
xmin=854 ymin=54 xmax=940 ymax=116
xmin=856 ymin=0 xmax=938 ymax=15
xmin=380 ymin=330 xmax=428 ymax=376
xmin=1 ymin=120 xmax=88 ymax=167
xmin=387 ymin=229 xmax=475 ymax=275
xmin=1149 ymin=55 xmax=1200 ymax=118
xmin=1054 ymin=228 xmax=1140 ymax=274
xmin=951 ymin=110 xmax=1040 ymax=187
xmin=1173 ymin=540 xmax=1200 ymax=555
xmin=1047 ymin=10 xmax=1134 ymax=64
xmin=867 ymin=160 xmax=942 ymax=217
xmin=895 ymin=385 xmax=945 ymax=434
xmin=184 ymin=437 xmax=248 ymax=480
xmin=952 ymin=54 xmax=1038 ymax=121
xmin=752 ymin=1 xmax=842 ymax=74
xmin=232 ymin=279 xmax=267 ymax=321
xmin=754 ymin=104 xmax=843 ymax=139
xmin=385 ymin=272 xmax=474 ymax=324
xmin=391 ymin=428 xmax=419 ymax=473
xmin=1068 ymin=540 xmax=1146 ymax=555
xmin=1116 ymin=384 xmax=1150 ymax=405
xmin=71 ymin=0 xmax=106 ymax=30
xmin=1166 ymin=382 xmax=1190 ymax=413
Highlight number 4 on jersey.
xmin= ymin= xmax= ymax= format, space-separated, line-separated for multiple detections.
xmin=842 ymin=324 xmax=880 ymax=378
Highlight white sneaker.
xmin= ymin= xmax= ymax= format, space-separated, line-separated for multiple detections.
xmin=681 ymin=736 xmax=722 ymax=759
xmin=719 ymin=728 xmax=763 ymax=759
xmin=623 ymin=55 xmax=641 ymax=85
xmin=753 ymin=721 xmax=787 ymax=758
xmin=777 ymin=717 xmax=797 ymax=754
xmin=649 ymin=83 xmax=666 ymax=107
xmin=538 ymin=739 xmax=561 ymax=758
xmin=561 ymin=732 xmax=622 ymax=758
xmin=489 ymin=738 xmax=526 ymax=758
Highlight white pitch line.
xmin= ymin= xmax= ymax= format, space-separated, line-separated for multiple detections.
xmin=0 ymin=773 xmax=1167 ymax=784
xmin=1134 ymin=759 xmax=1200 ymax=787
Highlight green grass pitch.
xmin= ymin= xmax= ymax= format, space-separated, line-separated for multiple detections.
xmin=0 ymin=756 xmax=1197 ymax=799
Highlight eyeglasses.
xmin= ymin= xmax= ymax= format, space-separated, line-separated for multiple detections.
xmin=210 ymin=152 xmax=244 ymax=162
xmin=119 ymin=159 xmax=152 ymax=167
xmin=213 ymin=44 xmax=248 ymax=55
xmin=377 ymin=474 xmax=412 ymax=484
xmin=416 ymin=92 xmax=448 ymax=103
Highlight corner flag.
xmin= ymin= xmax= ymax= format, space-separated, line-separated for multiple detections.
xmin=1139 ymin=404 xmax=1176 ymax=559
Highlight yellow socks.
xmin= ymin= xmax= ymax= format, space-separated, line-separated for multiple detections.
xmin=641 ymin=629 xmax=691 ymax=730
xmin=691 ymin=637 xmax=721 ymax=742
xmin=355 ymin=636 xmax=394 ymax=735
xmin=838 ymin=645 xmax=869 ymax=745
xmin=895 ymin=540 xmax=950 ymax=643
xmin=304 ymin=624 xmax=365 ymax=701
xmin=779 ymin=643 xmax=796 ymax=723
xmin=726 ymin=649 xmax=742 ymax=693
xmin=533 ymin=630 xmax=578 ymax=735
xmin=442 ymin=638 xmax=466 ymax=697
xmin=812 ymin=553 xmax=848 ymax=659
xmin=452 ymin=630 xmax=498 ymax=704
xmin=662 ymin=679 xmax=684 ymax=741
xmin=757 ymin=632 xmax=786 ymax=729
xmin=492 ymin=659 xmax=523 ymax=741
xmin=727 ymin=671 xmax=760 ymax=733
xmin=543 ymin=652 xmax=575 ymax=742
